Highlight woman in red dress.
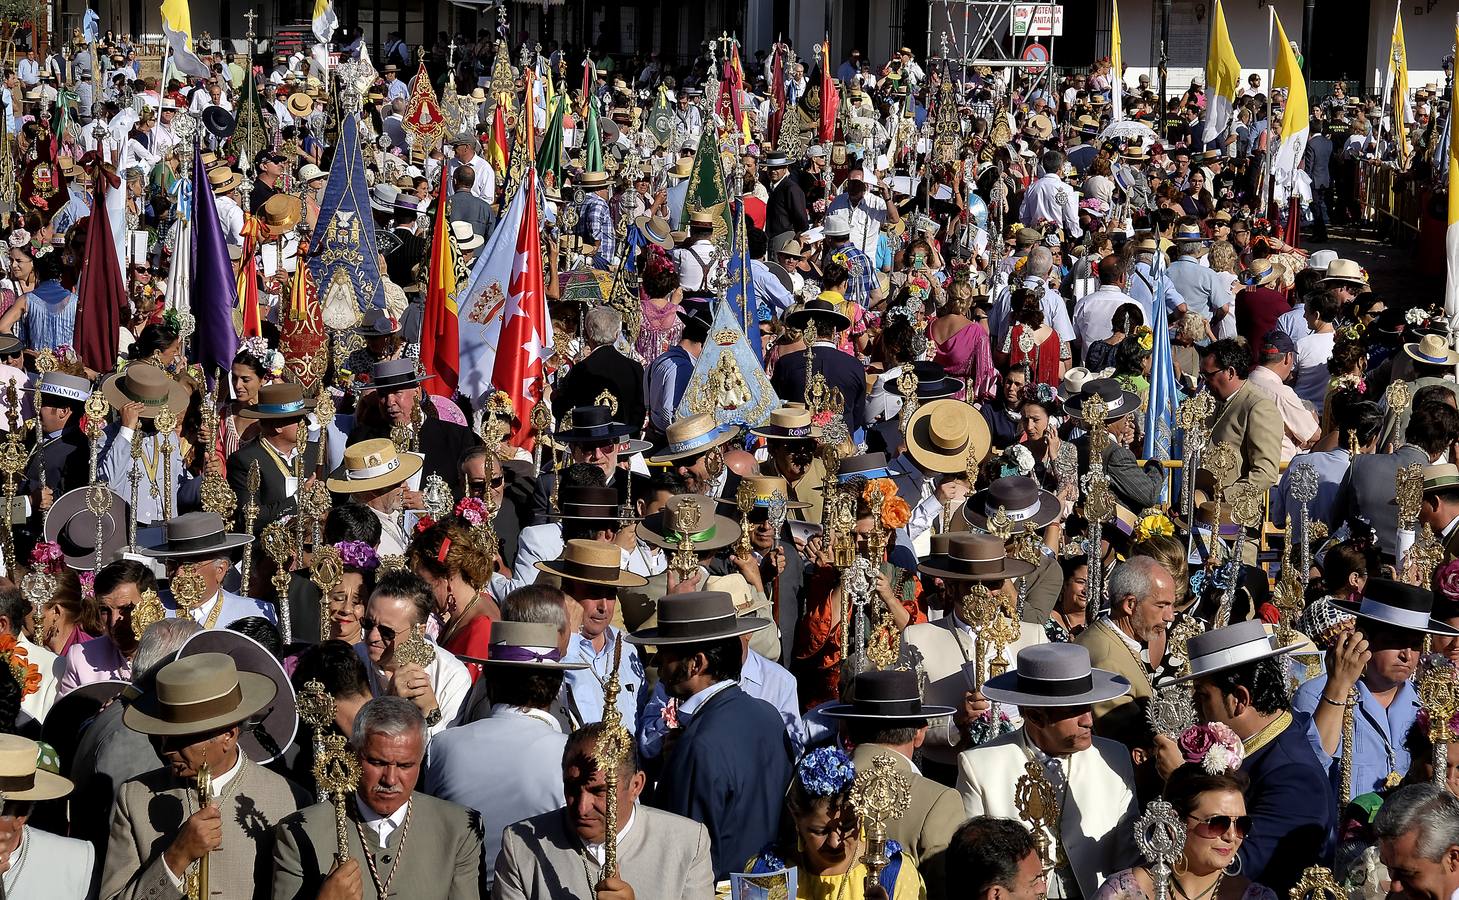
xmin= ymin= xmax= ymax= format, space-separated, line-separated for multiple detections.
xmin=409 ymin=517 xmax=502 ymax=682
xmin=998 ymin=287 xmax=1068 ymax=388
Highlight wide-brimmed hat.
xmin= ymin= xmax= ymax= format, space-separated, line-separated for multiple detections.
xmin=575 ymin=170 xmax=611 ymax=189
xmin=649 ymin=413 xmax=738 ymax=463
xmin=299 ymin=163 xmax=329 ymax=183
xmin=625 ymin=590 xmax=770 ymax=646
xmin=359 ymin=308 xmax=401 ymax=338
xmin=1425 ymin=464 xmax=1459 ymax=493
xmin=206 ymin=165 xmax=243 ymax=194
xmin=236 ymin=382 xmax=315 ymax=420
xmin=820 ymin=669 xmax=956 ymax=721
xmin=260 ymin=193 xmax=303 ymax=238
xmin=1057 ymin=367 xmax=1096 ymax=401
xmin=716 ymin=474 xmax=811 ymax=513
xmin=37 ymin=371 xmax=91 ymax=405
xmin=534 ymin=538 xmax=647 ymax=588
xmin=1168 ymin=619 xmax=1300 ymax=685
xmin=201 ymin=106 xmax=235 ymax=139
xmin=0 ymin=735 xmax=73 ymax=801
xmin=981 ymin=643 xmax=1132 ymax=707
xmin=124 ymin=652 xmax=278 ymax=737
xmin=638 ymin=494 xmax=741 ymax=552
xmin=1335 ymin=577 xmax=1459 ymax=636
xmin=370 ymin=183 xmax=403 ymax=213
xmin=962 ymin=475 xmax=1061 ymax=532
xmin=1319 ymin=258 xmax=1368 ymax=288
xmin=633 ymin=215 xmax=673 ymax=249
xmin=44 ymin=486 xmax=129 ymax=570
xmin=885 ymin=360 xmax=961 ymax=401
xmin=450 ymin=220 xmax=484 ymax=252
xmin=906 ymin=400 xmax=991 ymax=475
xmin=285 ymin=91 xmax=314 ymax=119
xmin=917 ymin=533 xmax=1036 ymax=581
xmin=749 ymin=405 xmax=823 ymax=441
xmin=762 ymin=152 xmax=792 ymax=169
xmin=830 ymin=452 xmax=902 ymax=484
xmin=1404 ymin=334 xmax=1459 ymax=367
xmin=139 ymin=511 xmax=253 ymax=559
xmin=1063 ymin=378 xmax=1141 ymax=422
xmin=557 ymin=405 xmax=633 ymax=444
xmin=477 ymin=621 xmax=590 ymax=670
xmin=1241 ymin=257 xmax=1287 ymax=287
xmin=101 ymin=362 xmax=188 ymax=419
xmin=552 ymin=484 xmax=637 ymax=522
xmin=176 ymin=629 xmax=297 ymax=763
xmin=1172 ymin=223 xmax=1211 ymax=245
xmin=326 ymin=439 xmax=423 ymax=493
xmin=356 ymin=358 xmax=435 ymax=391
xmin=784 ymin=298 xmax=852 ymax=333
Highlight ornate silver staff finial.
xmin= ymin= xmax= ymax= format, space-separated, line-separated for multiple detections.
xmin=1134 ymin=798 xmax=1186 ymax=900
xmin=1289 ymin=461 xmax=1319 ymax=581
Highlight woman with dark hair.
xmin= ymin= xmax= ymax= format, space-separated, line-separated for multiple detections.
xmin=1046 ymin=554 xmax=1089 ymax=642
xmin=1096 ymin=764 xmax=1274 ymax=900
xmin=0 ymin=242 xmax=35 ymax=330
xmin=39 ymin=570 xmax=101 ymax=657
xmin=0 ymin=249 xmax=76 ymax=354
xmin=745 ymin=747 xmax=925 ymax=899
xmin=220 ymin=341 xmax=280 ymax=457
xmin=127 ymin=321 xmax=182 ymax=371
xmin=1114 ymin=326 xmax=1154 ymax=415
xmin=636 ymin=245 xmax=684 ymax=362
xmin=1000 ymin=287 xmax=1066 ymax=387
xmin=1086 ymin=302 xmax=1144 ymax=374
xmin=1018 ymin=385 xmax=1076 ymax=504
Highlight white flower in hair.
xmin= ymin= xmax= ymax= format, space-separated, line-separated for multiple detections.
xmin=1004 ymin=444 xmax=1035 ymax=476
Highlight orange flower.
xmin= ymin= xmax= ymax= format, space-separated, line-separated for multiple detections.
xmin=881 ymin=496 xmax=912 ymax=530
xmin=0 ymin=633 xmax=39 ymax=698
xmin=862 ymin=477 xmax=898 ymax=504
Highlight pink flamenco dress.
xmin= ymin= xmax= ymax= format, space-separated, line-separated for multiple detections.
xmin=929 ymin=316 xmax=998 ymax=402
xmin=636 ymin=295 xmax=683 ymax=364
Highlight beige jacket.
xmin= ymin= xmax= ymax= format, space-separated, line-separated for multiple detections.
xmin=851 ymin=744 xmax=962 ymax=900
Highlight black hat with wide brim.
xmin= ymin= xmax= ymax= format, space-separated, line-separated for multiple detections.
xmin=625 ymin=590 xmax=770 ymax=646
xmin=1334 ymin=577 xmax=1459 ymax=636
xmin=820 ymin=669 xmax=955 ymax=721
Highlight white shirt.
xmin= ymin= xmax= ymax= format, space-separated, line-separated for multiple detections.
xmin=448 ymin=155 xmax=495 ymax=204
xmin=826 ymin=192 xmax=890 ymax=260
xmin=1073 ymin=284 xmax=1144 ymax=348
xmin=583 ymin=803 xmax=637 ymax=866
xmin=675 ymin=239 xmax=719 ymax=292
xmin=354 ymin=795 xmax=410 ymax=848
xmin=676 ymin=678 xmax=738 ymax=720
xmin=368 ymin=505 xmax=409 ymax=556
xmin=16 ymin=58 xmax=37 ymax=85
xmin=215 ymin=194 xmax=245 ymax=245
xmin=1019 ymin=173 xmax=1082 ymax=239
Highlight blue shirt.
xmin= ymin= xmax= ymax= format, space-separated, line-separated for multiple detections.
xmin=1293 ymin=673 xmax=1419 ymax=801
xmin=1128 ymin=261 xmax=1186 ymax=317
xmin=1278 ymin=305 xmax=1312 ymax=343
xmin=1166 ymin=257 xmax=1225 ymax=320
xmin=1273 ymin=448 xmax=1349 ymax=548
xmin=563 ymin=627 xmax=645 ymax=733
xmin=638 ymin=650 xmax=804 ymax=759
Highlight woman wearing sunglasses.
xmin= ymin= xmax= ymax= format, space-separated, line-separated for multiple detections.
xmin=1095 ymin=761 xmax=1275 ymax=900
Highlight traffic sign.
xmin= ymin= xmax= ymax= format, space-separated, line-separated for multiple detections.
xmin=1021 ymin=42 xmax=1050 ymax=72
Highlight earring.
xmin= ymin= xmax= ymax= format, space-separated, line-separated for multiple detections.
xmin=1224 ymin=854 xmax=1243 ymax=876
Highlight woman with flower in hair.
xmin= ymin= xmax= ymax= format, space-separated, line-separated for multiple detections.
xmin=327 ymin=540 xmax=381 ymax=645
xmin=220 ymin=339 xmax=283 ymax=458
xmin=37 ymin=569 xmax=101 ymax=657
xmin=408 ymin=515 xmax=502 ymax=681
xmin=1096 ymin=752 xmax=1275 ymax=900
xmin=0 ymin=240 xmax=36 ymax=331
xmin=636 ymin=244 xmax=685 ymax=362
xmin=0 ymin=250 xmax=75 ymax=354
xmin=1018 ymin=383 xmax=1077 ymax=506
xmin=745 ymin=747 xmax=925 ymax=900
xmin=928 ymin=275 xmax=997 ymax=403
xmin=1114 ymin=325 xmax=1154 ymax=416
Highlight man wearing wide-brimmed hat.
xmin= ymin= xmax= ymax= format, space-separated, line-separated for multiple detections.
xmin=137 ymin=511 xmax=275 ymax=628
xmin=97 ymin=362 xmax=194 ymax=528
xmin=102 ymin=652 xmax=303 ymax=900
xmin=823 ymin=669 xmax=961 ymax=900
xmin=347 ymin=358 xmax=478 ymax=504
xmin=0 ymin=735 xmax=95 ymax=898
xmin=772 ymin=297 xmax=869 ymax=436
xmin=272 ymin=696 xmax=486 ymax=900
xmin=526 ymin=404 xmax=645 ymax=524
xmin=1066 ymin=379 xmax=1164 ymax=512
xmin=648 ymin=412 xmax=741 ymax=500
xmin=223 ymin=382 xmax=318 ymax=534
xmin=426 ymin=621 xmax=588 ymax=885
xmin=961 ymin=475 xmax=1067 ymax=623
xmin=513 ymin=469 xmax=639 ymax=589
xmin=626 ymin=590 xmax=793 ymax=879
xmin=325 ymin=438 xmax=423 ymax=556
xmin=25 ymin=371 xmax=91 ymax=505
xmin=344 ymin=307 xmax=405 ymax=380
xmin=534 ymin=538 xmax=648 ymax=732
xmin=1166 ymin=217 xmax=1224 ymax=325
xmin=1419 ymin=463 xmax=1459 ymax=563
xmin=893 ymin=398 xmax=991 ymax=553
xmin=956 ymin=643 xmax=1138 ymax=899
xmin=753 ymin=404 xmax=828 ymax=522
xmin=1295 ymin=578 xmax=1455 ymax=802
xmin=1155 ymin=619 xmax=1333 ymax=894
xmin=572 ymin=170 xmax=615 ymax=267
xmin=904 ymin=534 xmax=1047 ymax=783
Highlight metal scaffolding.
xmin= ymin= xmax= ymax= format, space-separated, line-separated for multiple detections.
xmin=927 ymin=0 xmax=1057 ymax=94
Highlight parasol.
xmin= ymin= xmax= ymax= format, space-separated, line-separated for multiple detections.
xmin=1099 ymin=120 xmax=1158 ymax=144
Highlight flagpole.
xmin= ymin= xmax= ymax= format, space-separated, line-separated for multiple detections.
xmin=1383 ymin=2 xmax=1398 ymax=160
xmin=1264 ymin=5 xmax=1275 ymax=215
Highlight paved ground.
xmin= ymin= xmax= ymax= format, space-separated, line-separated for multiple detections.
xmin=1303 ymin=220 xmax=1436 ymax=301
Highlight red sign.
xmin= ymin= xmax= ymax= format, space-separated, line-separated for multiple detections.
xmin=1021 ymin=42 xmax=1050 ymax=73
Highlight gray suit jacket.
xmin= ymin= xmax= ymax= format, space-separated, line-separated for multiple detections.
xmin=102 ymin=755 xmax=304 ymax=900
xmin=271 ymin=794 xmax=485 ymax=900
xmin=492 ymin=804 xmax=713 ymax=900
xmin=1332 ymin=443 xmax=1430 ymax=558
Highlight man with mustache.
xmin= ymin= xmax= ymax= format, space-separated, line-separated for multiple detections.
xmin=494 ymin=721 xmax=714 ymax=900
xmin=272 ymin=696 xmax=486 ymax=899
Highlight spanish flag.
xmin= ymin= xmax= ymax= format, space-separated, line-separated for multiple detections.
xmin=420 ymin=168 xmax=461 ymax=396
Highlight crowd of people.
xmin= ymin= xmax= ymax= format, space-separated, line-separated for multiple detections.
xmin=0 ymin=16 xmax=1454 ymax=900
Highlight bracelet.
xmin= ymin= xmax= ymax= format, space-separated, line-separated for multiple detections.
xmin=1319 ymin=694 xmax=1346 ymax=708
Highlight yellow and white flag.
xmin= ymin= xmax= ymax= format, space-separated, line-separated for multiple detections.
xmin=1269 ymin=11 xmax=1309 ymax=196
xmin=1390 ymin=8 xmax=1411 ymax=168
xmin=1443 ymin=16 xmax=1459 ymax=325
xmin=312 ymin=0 xmax=338 ymax=45
xmin=1110 ymin=0 xmax=1123 ymax=123
xmin=1201 ymin=0 xmax=1242 ymax=145
xmin=159 ymin=0 xmax=210 ymax=78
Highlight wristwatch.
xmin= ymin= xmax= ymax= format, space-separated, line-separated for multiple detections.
xmin=424 ymin=707 xmax=443 ymax=727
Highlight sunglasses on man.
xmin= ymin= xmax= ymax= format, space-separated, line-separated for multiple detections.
xmin=361 ymin=617 xmax=397 ymax=642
